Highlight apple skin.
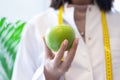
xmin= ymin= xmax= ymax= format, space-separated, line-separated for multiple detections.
xmin=45 ymin=24 xmax=75 ymax=52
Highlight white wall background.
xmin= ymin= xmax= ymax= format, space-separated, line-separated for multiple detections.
xmin=0 ymin=0 xmax=120 ymax=22
xmin=0 ymin=0 xmax=50 ymax=22
xmin=114 ymin=0 xmax=120 ymax=11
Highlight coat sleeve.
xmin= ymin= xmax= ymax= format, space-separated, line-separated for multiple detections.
xmin=12 ymin=22 xmax=45 ymax=80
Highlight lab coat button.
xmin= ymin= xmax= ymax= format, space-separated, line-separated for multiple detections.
xmin=88 ymin=37 xmax=91 ymax=40
xmin=88 ymin=7 xmax=92 ymax=12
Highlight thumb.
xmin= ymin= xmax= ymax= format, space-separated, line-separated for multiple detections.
xmin=42 ymin=36 xmax=54 ymax=59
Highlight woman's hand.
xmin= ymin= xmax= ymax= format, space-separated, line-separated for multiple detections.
xmin=43 ymin=37 xmax=79 ymax=80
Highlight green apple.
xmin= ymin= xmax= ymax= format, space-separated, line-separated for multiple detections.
xmin=45 ymin=24 xmax=75 ymax=52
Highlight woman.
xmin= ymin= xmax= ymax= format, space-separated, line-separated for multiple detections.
xmin=12 ymin=0 xmax=120 ymax=80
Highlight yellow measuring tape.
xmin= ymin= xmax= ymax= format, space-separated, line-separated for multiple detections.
xmin=101 ymin=11 xmax=113 ymax=80
xmin=58 ymin=6 xmax=64 ymax=25
xmin=58 ymin=6 xmax=113 ymax=80
xmin=58 ymin=6 xmax=65 ymax=62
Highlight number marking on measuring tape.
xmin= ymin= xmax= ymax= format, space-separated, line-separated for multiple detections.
xmin=101 ymin=11 xmax=113 ymax=80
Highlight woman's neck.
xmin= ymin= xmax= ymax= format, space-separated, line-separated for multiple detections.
xmin=67 ymin=4 xmax=89 ymax=13
xmin=67 ymin=0 xmax=94 ymax=11
xmin=71 ymin=0 xmax=94 ymax=5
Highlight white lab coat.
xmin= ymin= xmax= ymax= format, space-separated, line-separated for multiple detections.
xmin=12 ymin=4 xmax=120 ymax=80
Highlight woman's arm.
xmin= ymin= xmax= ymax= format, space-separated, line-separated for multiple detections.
xmin=12 ymin=23 xmax=45 ymax=80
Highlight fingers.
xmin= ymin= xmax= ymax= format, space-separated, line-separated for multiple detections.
xmin=61 ymin=38 xmax=79 ymax=71
xmin=43 ymin=36 xmax=79 ymax=73
xmin=54 ymin=39 xmax=68 ymax=65
xmin=42 ymin=36 xmax=54 ymax=59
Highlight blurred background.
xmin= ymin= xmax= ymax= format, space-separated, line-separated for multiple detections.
xmin=0 ymin=0 xmax=50 ymax=22
xmin=0 ymin=0 xmax=120 ymax=22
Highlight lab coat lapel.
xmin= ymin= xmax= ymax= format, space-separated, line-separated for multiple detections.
xmin=63 ymin=4 xmax=93 ymax=80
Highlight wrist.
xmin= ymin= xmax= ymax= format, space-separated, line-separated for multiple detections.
xmin=44 ymin=67 xmax=60 ymax=80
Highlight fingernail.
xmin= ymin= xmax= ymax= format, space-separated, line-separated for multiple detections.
xmin=42 ymin=36 xmax=45 ymax=41
xmin=64 ymin=39 xmax=68 ymax=45
xmin=42 ymin=35 xmax=45 ymax=39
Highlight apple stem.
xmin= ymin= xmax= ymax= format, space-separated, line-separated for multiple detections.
xmin=58 ymin=6 xmax=64 ymax=25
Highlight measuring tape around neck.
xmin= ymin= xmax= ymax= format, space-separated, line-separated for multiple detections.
xmin=58 ymin=6 xmax=64 ymax=25
xmin=58 ymin=6 xmax=113 ymax=80
xmin=101 ymin=11 xmax=113 ymax=80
